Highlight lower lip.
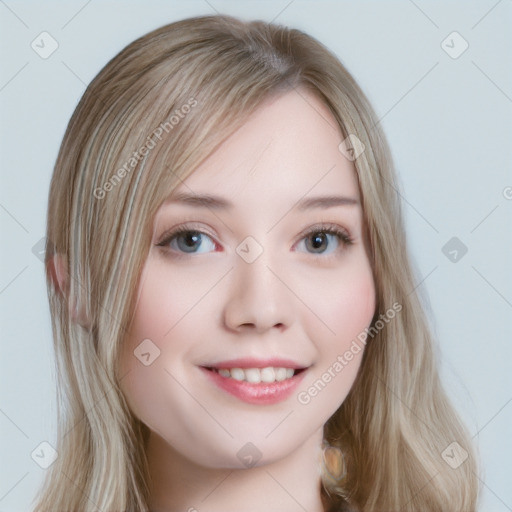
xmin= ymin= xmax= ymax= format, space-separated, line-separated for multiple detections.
xmin=200 ymin=367 xmax=307 ymax=405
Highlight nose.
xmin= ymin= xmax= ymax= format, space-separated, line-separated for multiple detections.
xmin=222 ymin=254 xmax=294 ymax=334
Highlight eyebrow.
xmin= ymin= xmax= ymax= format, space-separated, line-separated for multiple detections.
xmin=164 ymin=192 xmax=359 ymax=210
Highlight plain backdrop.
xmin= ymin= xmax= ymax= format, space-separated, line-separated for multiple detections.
xmin=1 ymin=1 xmax=511 ymax=510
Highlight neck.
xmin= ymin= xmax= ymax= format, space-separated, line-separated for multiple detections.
xmin=147 ymin=427 xmax=326 ymax=512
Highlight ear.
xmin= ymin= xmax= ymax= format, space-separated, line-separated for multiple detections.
xmin=47 ymin=253 xmax=91 ymax=328
xmin=47 ymin=253 xmax=68 ymax=296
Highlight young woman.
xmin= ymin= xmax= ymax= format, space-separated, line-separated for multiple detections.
xmin=34 ymin=14 xmax=479 ymax=512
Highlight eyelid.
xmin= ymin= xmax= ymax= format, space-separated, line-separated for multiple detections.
xmin=155 ymin=222 xmax=221 ymax=260
xmin=156 ymin=221 xmax=219 ymax=247
xmin=155 ymin=220 xmax=354 ymax=258
xmin=293 ymin=222 xmax=353 ymax=245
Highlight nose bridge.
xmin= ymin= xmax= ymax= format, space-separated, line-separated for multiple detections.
xmin=222 ymin=241 xmax=294 ymax=332
xmin=238 ymin=249 xmax=278 ymax=300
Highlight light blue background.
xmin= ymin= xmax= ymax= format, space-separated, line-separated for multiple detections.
xmin=1 ymin=1 xmax=511 ymax=510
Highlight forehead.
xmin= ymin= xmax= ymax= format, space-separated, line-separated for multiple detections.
xmin=168 ymin=88 xmax=359 ymax=205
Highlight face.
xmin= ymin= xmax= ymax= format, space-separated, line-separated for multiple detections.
xmin=119 ymin=88 xmax=376 ymax=469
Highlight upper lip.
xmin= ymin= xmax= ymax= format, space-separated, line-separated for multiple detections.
xmin=202 ymin=358 xmax=309 ymax=370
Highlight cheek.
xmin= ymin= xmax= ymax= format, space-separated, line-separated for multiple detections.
xmin=118 ymin=296 xmax=185 ymax=440
xmin=311 ymin=263 xmax=376 ymax=348
xmin=332 ymin=274 xmax=375 ymax=337
xmin=294 ymin=263 xmax=375 ymax=425
xmin=118 ymin=263 xmax=179 ymax=417
xmin=126 ymin=258 xmax=215 ymax=346
xmin=119 ymin=259 xmax=220 ymax=422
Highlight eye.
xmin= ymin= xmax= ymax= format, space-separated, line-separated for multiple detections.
xmin=157 ymin=226 xmax=218 ymax=255
xmin=295 ymin=225 xmax=353 ymax=256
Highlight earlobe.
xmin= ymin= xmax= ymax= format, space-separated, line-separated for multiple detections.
xmin=47 ymin=253 xmax=69 ymax=296
xmin=47 ymin=253 xmax=91 ymax=329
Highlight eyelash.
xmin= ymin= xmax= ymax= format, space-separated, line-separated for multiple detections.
xmin=156 ymin=221 xmax=354 ymax=260
xmin=295 ymin=223 xmax=354 ymax=254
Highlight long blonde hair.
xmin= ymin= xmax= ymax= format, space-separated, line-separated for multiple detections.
xmin=34 ymin=14 xmax=479 ymax=511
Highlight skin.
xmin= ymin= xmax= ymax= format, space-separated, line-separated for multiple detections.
xmin=116 ymin=88 xmax=376 ymax=512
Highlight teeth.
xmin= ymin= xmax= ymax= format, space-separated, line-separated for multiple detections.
xmin=230 ymin=368 xmax=245 ymax=381
xmin=245 ymin=368 xmax=261 ymax=383
xmin=214 ymin=366 xmax=298 ymax=383
xmin=275 ymin=367 xmax=288 ymax=381
xmin=260 ymin=367 xmax=275 ymax=383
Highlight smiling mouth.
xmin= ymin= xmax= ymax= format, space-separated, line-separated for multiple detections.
xmin=203 ymin=366 xmax=306 ymax=384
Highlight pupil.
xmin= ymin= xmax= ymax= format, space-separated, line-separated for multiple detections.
xmin=185 ymin=233 xmax=199 ymax=246
xmin=309 ymin=232 xmax=326 ymax=251
xmin=180 ymin=231 xmax=201 ymax=251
